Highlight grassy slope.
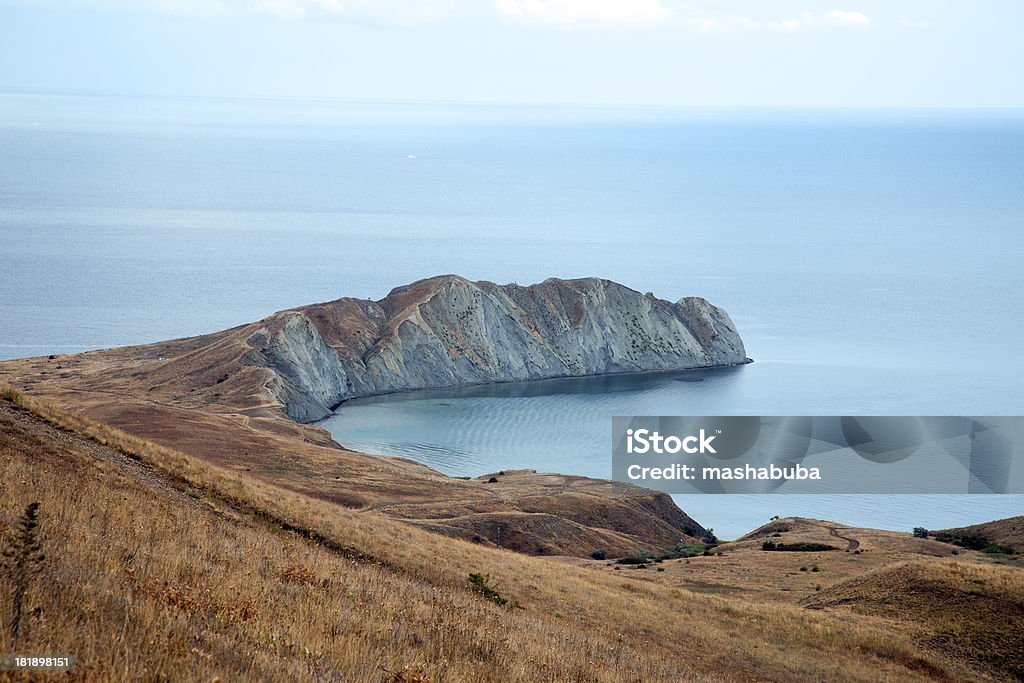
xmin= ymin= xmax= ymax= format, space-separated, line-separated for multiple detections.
xmin=936 ymin=516 xmax=1024 ymax=552
xmin=1 ymin=391 xmax=1013 ymax=682
xmin=804 ymin=562 xmax=1024 ymax=680
xmin=0 ymin=350 xmax=704 ymax=559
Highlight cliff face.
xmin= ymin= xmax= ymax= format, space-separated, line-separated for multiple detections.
xmin=242 ymin=276 xmax=748 ymax=422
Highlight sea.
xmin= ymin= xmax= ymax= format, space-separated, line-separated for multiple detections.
xmin=2 ymin=91 xmax=1022 ymax=538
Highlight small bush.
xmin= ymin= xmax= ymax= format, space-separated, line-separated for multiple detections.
xmin=762 ymin=541 xmax=838 ymax=552
xmin=0 ymin=386 xmax=24 ymax=403
xmin=664 ymin=543 xmax=704 ymax=559
xmin=3 ymin=501 xmax=45 ymax=649
xmin=616 ymin=551 xmax=653 ymax=566
xmin=934 ymin=533 xmax=1016 ymax=555
xmin=983 ymin=544 xmax=1016 ymax=556
xmin=590 ymin=548 xmax=607 ymax=561
xmin=468 ymin=573 xmax=508 ymax=607
xmin=277 ymin=563 xmax=321 ymax=587
xmin=912 ymin=527 xmax=929 ymax=539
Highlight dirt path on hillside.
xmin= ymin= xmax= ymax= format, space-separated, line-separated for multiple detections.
xmin=830 ymin=526 xmax=861 ymax=551
xmin=0 ymin=400 xmax=198 ymax=506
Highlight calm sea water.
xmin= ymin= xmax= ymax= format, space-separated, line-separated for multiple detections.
xmin=2 ymin=92 xmax=1022 ymax=538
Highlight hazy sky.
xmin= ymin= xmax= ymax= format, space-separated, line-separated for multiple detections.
xmin=1 ymin=0 xmax=1021 ymax=107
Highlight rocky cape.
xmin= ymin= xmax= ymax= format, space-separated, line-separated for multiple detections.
xmin=0 ymin=275 xmax=747 ymax=557
xmin=245 ymin=275 xmax=748 ymax=422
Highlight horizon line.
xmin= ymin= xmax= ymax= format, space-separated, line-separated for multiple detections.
xmin=3 ymin=85 xmax=1024 ymax=112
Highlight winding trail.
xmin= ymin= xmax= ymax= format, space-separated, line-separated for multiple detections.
xmin=829 ymin=526 xmax=861 ymax=551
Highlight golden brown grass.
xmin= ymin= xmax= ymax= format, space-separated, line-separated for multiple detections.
xmin=0 ymin=356 xmax=707 ymax=558
xmin=805 ymin=561 xmax=1024 ymax=679
xmin=0 ymin=388 xmax=1011 ymax=681
xmin=936 ymin=516 xmax=1024 ymax=553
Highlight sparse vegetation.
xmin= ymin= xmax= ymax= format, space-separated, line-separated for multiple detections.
xmin=467 ymin=573 xmax=510 ymax=607
xmin=762 ymin=541 xmax=839 ymax=552
xmin=2 ymin=501 xmax=45 ymax=649
xmin=0 ymin=388 xmax=1019 ymax=681
xmin=615 ymin=551 xmax=654 ymax=566
xmin=804 ymin=561 xmax=1024 ymax=680
xmin=0 ymin=386 xmax=22 ymax=403
xmin=933 ymin=532 xmax=1016 ymax=556
xmin=664 ymin=543 xmax=706 ymax=559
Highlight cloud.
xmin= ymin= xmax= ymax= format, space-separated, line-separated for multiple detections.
xmin=243 ymin=0 xmax=462 ymax=23
xmin=683 ymin=8 xmax=874 ymax=34
xmin=773 ymin=19 xmax=802 ymax=33
xmin=819 ymin=10 xmax=871 ymax=29
xmin=688 ymin=14 xmax=802 ymax=33
xmin=493 ymin=0 xmax=672 ymax=26
xmin=250 ymin=0 xmax=307 ymax=20
xmin=688 ymin=15 xmax=751 ymax=32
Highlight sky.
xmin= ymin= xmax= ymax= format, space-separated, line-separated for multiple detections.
xmin=0 ymin=0 xmax=1022 ymax=107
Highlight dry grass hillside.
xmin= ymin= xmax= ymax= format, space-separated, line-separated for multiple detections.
xmin=936 ymin=516 xmax=1024 ymax=553
xmin=2 ymin=391 xmax=1020 ymax=681
xmin=803 ymin=562 xmax=1024 ymax=680
xmin=0 ymin=343 xmax=704 ymax=559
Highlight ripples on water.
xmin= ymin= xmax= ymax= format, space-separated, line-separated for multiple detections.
xmin=323 ymin=368 xmax=1024 ymax=539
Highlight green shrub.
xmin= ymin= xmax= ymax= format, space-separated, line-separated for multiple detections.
xmin=762 ymin=541 xmax=838 ymax=552
xmin=664 ymin=543 xmax=705 ymax=559
xmin=934 ymin=533 xmax=1016 ymax=555
xmin=912 ymin=527 xmax=929 ymax=539
xmin=983 ymin=544 xmax=1016 ymax=556
xmin=468 ymin=573 xmax=508 ymax=607
xmin=616 ymin=551 xmax=653 ymax=566
xmin=590 ymin=548 xmax=607 ymax=561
